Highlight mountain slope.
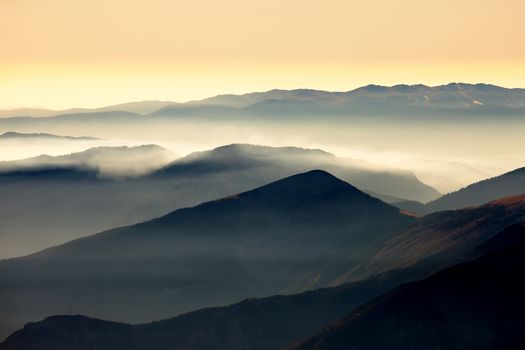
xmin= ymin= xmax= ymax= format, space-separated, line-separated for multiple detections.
xmin=289 ymin=223 xmax=525 ymax=350
xmin=337 ymin=195 xmax=525 ymax=283
xmin=425 ymin=166 xmax=525 ymax=212
xmin=2 ymin=221 xmax=524 ymax=350
xmin=0 ymin=170 xmax=412 ymax=339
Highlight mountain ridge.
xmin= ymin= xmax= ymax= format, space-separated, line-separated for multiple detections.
xmin=2 ymin=83 xmax=524 ymax=118
xmin=425 ymin=166 xmax=525 ymax=212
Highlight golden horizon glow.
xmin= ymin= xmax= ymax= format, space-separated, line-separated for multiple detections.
xmin=1 ymin=0 xmax=524 ymax=109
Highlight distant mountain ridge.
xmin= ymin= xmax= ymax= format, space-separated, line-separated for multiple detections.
xmin=0 ymin=143 xmax=437 ymax=260
xmin=1 ymin=83 xmax=524 ymax=118
xmin=187 ymin=83 xmax=525 ymax=109
xmin=425 ymin=166 xmax=525 ymax=212
xmin=0 ymin=131 xmax=99 ymax=140
xmin=0 ymin=101 xmax=176 ymax=118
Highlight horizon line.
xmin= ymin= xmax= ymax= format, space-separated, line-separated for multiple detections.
xmin=1 ymin=81 xmax=523 ymax=112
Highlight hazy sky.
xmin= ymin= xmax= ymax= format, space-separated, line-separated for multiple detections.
xmin=1 ymin=0 xmax=524 ymax=109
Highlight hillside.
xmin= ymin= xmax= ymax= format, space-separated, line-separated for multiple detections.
xmin=0 ymin=170 xmax=412 ymax=339
xmin=2 ymin=220 xmax=524 ymax=350
xmin=289 ymin=223 xmax=525 ymax=350
xmin=425 ymin=166 xmax=525 ymax=212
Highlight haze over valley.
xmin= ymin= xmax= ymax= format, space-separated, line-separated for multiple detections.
xmin=2 ymin=0 xmax=525 ymax=347
xmin=2 ymin=83 xmax=525 ymax=193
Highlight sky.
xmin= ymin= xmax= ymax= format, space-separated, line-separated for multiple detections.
xmin=1 ymin=0 xmax=524 ymax=109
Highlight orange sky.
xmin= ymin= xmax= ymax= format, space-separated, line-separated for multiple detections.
xmin=1 ymin=0 xmax=524 ymax=109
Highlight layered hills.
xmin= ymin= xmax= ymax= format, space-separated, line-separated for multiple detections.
xmin=0 ymin=170 xmax=412 ymax=339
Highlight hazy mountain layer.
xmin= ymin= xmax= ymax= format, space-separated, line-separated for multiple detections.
xmin=425 ymin=166 xmax=525 ymax=212
xmin=0 ymin=143 xmax=437 ymax=259
xmin=0 ymin=132 xmax=99 ymax=141
xmin=1 ymin=83 xmax=523 ymax=195
xmin=154 ymin=144 xmax=440 ymax=202
xmin=0 ymin=145 xmax=175 ymax=177
xmin=0 ymin=101 xmax=176 ymax=118
xmin=2 ymin=83 xmax=524 ymax=118
xmin=0 ymin=171 xmax=412 ymax=339
xmin=0 ymin=145 xmax=176 ymax=177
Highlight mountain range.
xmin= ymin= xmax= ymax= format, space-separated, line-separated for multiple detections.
xmin=2 ymin=169 xmax=525 ymax=342
xmin=0 ymin=170 xmax=413 ymax=339
xmin=1 ymin=197 xmax=524 ymax=350
xmin=2 ymin=83 xmax=525 ymax=119
xmin=0 ymin=143 xmax=439 ymax=259
xmin=0 ymin=132 xmax=100 ymax=141
xmin=1 ymin=82 xmax=525 ymax=349
xmin=289 ymin=222 xmax=525 ymax=350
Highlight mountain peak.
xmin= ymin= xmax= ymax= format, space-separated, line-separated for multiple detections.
xmin=199 ymin=170 xmax=390 ymax=214
xmin=239 ymin=170 xmax=360 ymax=198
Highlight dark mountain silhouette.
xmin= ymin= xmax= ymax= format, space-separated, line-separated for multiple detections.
xmin=425 ymin=166 xmax=525 ymax=212
xmin=288 ymin=223 xmax=525 ymax=350
xmin=1 ymin=220 xmax=523 ymax=350
xmin=154 ymin=144 xmax=440 ymax=203
xmin=0 ymin=170 xmax=413 ymax=339
xmin=0 ymin=276 xmax=403 ymax=350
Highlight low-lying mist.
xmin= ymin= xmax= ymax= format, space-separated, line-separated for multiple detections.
xmin=2 ymin=115 xmax=524 ymax=193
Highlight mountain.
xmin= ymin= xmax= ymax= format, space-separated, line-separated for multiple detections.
xmin=0 ymin=276 xmax=404 ymax=350
xmin=1 ymin=219 xmax=523 ymax=350
xmin=0 ymin=170 xmax=413 ymax=339
xmin=0 ymin=101 xmax=176 ymax=118
xmin=0 ymin=145 xmax=175 ymax=177
xmin=0 ymin=132 xmax=99 ymax=141
xmin=425 ymin=166 xmax=525 ymax=212
xmin=288 ymin=223 xmax=525 ymax=350
xmin=0 ymin=145 xmax=177 ymax=259
xmin=2 ymin=83 xmax=524 ymax=122
xmin=335 ymin=195 xmax=525 ymax=284
xmin=157 ymin=83 xmax=525 ymax=112
xmin=154 ymin=144 xmax=440 ymax=203
xmin=0 ymin=144 xmax=435 ymax=259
